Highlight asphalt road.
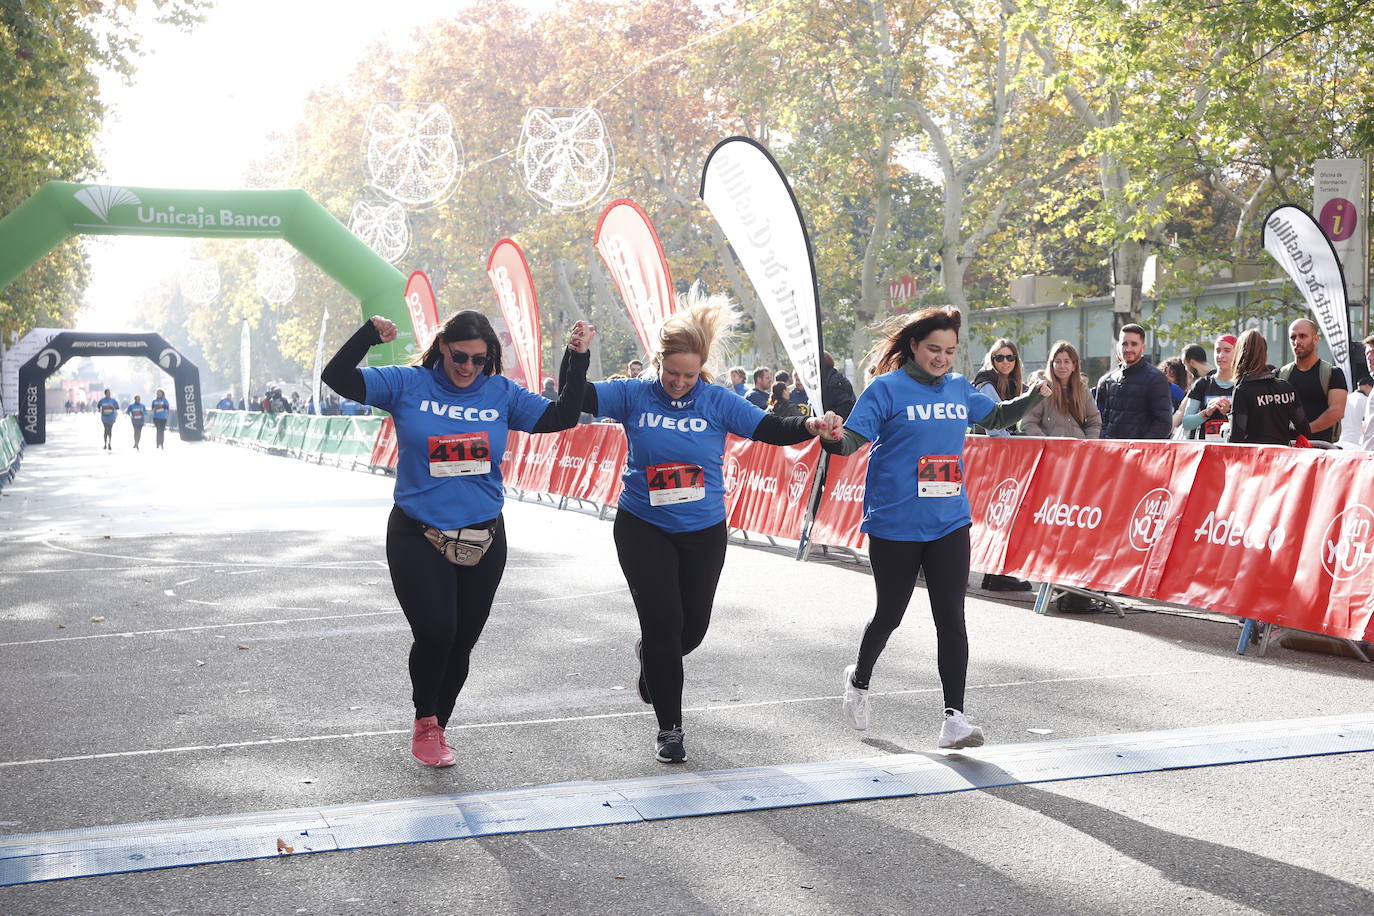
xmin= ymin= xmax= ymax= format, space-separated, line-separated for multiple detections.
xmin=1 ymin=415 xmax=1372 ymax=915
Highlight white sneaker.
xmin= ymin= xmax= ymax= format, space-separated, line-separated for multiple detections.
xmin=939 ymin=708 xmax=985 ymax=749
xmin=841 ymin=664 xmax=871 ymax=730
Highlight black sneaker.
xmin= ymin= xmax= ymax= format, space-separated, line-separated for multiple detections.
xmin=655 ymin=727 xmax=686 ymax=763
xmin=634 ymin=638 xmax=651 ymax=704
xmin=982 ymin=574 xmax=1033 ymax=592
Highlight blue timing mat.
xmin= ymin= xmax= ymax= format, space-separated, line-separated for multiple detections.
xmin=3 ymin=713 xmax=1372 ymax=886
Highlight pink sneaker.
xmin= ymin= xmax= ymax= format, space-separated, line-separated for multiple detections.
xmin=411 ymin=715 xmax=456 ymax=767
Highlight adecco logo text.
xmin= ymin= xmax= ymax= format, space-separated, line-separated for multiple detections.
xmin=1031 ymin=496 xmax=1102 ymax=530
xmin=787 ymin=463 xmax=811 ymax=503
xmin=985 ymin=477 xmax=1022 ymax=531
xmin=1321 ymin=504 xmax=1374 ymax=582
xmin=1129 ymin=488 xmax=1173 ymax=552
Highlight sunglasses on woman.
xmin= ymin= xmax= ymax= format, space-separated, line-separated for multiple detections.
xmin=992 ymin=354 xmax=1017 ymax=363
xmin=447 ymin=351 xmax=489 ymax=367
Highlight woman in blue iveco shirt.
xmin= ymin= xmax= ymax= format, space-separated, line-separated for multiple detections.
xmin=150 ymin=389 xmax=171 ymax=449
xmin=585 ymin=296 xmax=844 ymax=765
xmin=96 ymin=388 xmax=119 ymax=450
xmin=126 ymin=395 xmax=148 ymax=450
xmin=323 ymin=311 xmax=594 ymax=769
xmin=824 ymin=307 xmax=1047 ymax=750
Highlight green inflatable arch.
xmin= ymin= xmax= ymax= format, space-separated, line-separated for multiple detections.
xmin=0 ymin=182 xmax=412 ymax=366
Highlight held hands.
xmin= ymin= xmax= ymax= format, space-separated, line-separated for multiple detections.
xmin=568 ymin=320 xmax=597 ymax=353
xmin=370 ymin=316 xmax=399 ymax=343
xmin=1209 ymin=397 xmax=1232 ymax=416
xmin=807 ymin=410 xmax=845 ymax=441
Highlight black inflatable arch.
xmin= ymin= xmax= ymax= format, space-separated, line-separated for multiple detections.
xmin=18 ymin=332 xmax=203 ymax=444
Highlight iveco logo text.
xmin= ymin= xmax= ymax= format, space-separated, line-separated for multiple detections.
xmin=1191 ymin=510 xmax=1284 ymax=552
xmin=1031 ymin=497 xmax=1102 ymax=529
xmin=905 ymin=403 xmax=968 ymax=421
xmin=638 ymin=413 xmax=708 ymax=432
xmin=420 ymin=401 xmax=499 ymax=422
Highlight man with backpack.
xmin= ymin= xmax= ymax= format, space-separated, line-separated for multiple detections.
xmin=1281 ymin=318 xmax=1347 ymax=443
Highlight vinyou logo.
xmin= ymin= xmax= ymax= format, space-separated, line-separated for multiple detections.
xmin=1321 ymin=504 xmax=1374 ymax=582
xmin=787 ymin=462 xmax=811 ymax=503
xmin=1129 ymin=488 xmax=1173 ymax=551
xmin=723 ymin=456 xmax=741 ymax=495
xmin=985 ymin=477 xmax=1022 ymax=530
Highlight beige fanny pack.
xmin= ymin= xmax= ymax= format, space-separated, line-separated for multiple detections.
xmin=421 ymin=524 xmax=494 ymax=566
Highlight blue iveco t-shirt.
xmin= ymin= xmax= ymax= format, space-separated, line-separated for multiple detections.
xmin=845 ymin=368 xmax=997 ymax=542
xmin=127 ymin=402 xmax=147 ymax=424
xmin=151 ymin=397 xmax=170 ymax=420
xmin=361 ymin=363 xmax=551 ymax=530
xmin=595 ymin=377 xmax=767 ymax=533
xmin=96 ymin=397 xmax=119 ymax=424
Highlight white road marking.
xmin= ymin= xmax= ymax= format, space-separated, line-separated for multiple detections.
xmin=173 ymin=578 xmax=199 ymax=587
xmin=0 ymin=669 xmax=1210 ymax=768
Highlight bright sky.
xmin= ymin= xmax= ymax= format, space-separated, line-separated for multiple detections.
xmin=80 ymin=0 xmax=557 ymax=331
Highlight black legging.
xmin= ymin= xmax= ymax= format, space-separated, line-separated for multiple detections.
xmin=102 ymin=423 xmax=113 ymax=447
xmin=385 ymin=506 xmax=507 ymax=727
xmin=613 ymin=510 xmax=728 ymax=731
xmin=853 ymin=525 xmax=971 ymax=711
xmin=154 ymin=419 xmax=166 ymax=448
xmin=132 ymin=423 xmax=144 ymax=448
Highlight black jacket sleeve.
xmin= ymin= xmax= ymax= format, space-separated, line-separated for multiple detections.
xmin=751 ymin=413 xmax=814 ymax=445
xmin=821 ymin=427 xmax=870 ymax=457
xmin=322 ymin=321 xmax=382 ymax=403
xmin=530 ymin=349 xmax=591 ymax=433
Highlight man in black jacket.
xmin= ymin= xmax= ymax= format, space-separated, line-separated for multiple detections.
xmin=819 ymin=350 xmax=855 ymax=419
xmin=1095 ymin=324 xmax=1174 ymax=439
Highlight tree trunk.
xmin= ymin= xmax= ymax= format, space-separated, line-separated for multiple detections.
xmin=554 ymin=256 xmax=603 ymax=379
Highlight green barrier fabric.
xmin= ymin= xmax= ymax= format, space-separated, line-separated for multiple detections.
xmin=201 ymin=411 xmax=382 ymax=464
xmin=282 ymin=415 xmax=310 ymax=452
xmin=0 ymin=182 xmax=412 ymax=367
xmin=0 ymin=416 xmax=22 ymax=475
xmin=238 ymin=413 xmax=265 ymax=441
xmin=256 ymin=414 xmax=280 ymax=443
xmin=301 ymin=416 xmax=329 ymax=456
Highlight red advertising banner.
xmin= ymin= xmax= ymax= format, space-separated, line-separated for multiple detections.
xmin=720 ymin=435 xmax=820 ymax=539
xmin=558 ymin=423 xmax=628 ymax=505
xmin=1156 ymin=447 xmax=1374 ymax=639
xmin=810 ymin=446 xmax=870 ymax=550
xmin=994 ymin=438 xmax=1205 ymax=597
xmin=962 ymin=437 xmax=1045 ymax=576
xmin=370 ymin=417 xmax=398 ymax=470
xmin=486 ymin=239 xmax=542 ymax=391
xmin=594 ymin=199 xmax=676 ymax=358
xmin=403 ymin=270 xmax=441 ymax=354
xmin=494 ymin=425 xmax=1374 ymax=643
